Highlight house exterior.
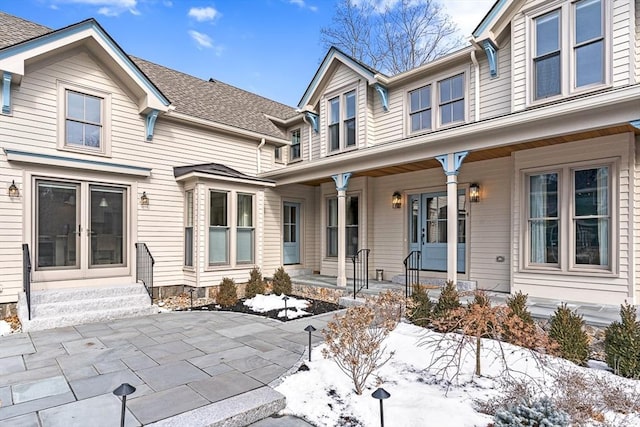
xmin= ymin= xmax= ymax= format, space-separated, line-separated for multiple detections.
xmin=1 ymin=0 xmax=639 ymax=316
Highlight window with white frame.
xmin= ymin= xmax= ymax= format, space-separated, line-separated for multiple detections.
xmin=327 ymin=90 xmax=356 ymax=152
xmin=184 ymin=190 xmax=194 ymax=267
xmin=209 ymin=191 xmax=229 ymax=265
xmin=531 ymin=0 xmax=606 ymax=101
xmin=526 ymin=164 xmax=611 ymax=270
xmin=326 ymin=195 xmax=358 ymax=257
xmin=275 ymin=147 xmax=282 ymax=162
xmin=236 ymin=193 xmax=254 ymax=263
xmin=290 ymin=129 xmax=301 ymax=161
xmin=439 ymin=74 xmax=465 ymax=125
xmin=409 ymin=85 xmax=432 ymax=132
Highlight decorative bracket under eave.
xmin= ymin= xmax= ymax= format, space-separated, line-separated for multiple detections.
xmin=630 ymin=120 xmax=640 ymax=130
xmin=305 ymin=111 xmax=319 ymax=133
xmin=436 ymin=151 xmax=469 ymax=176
xmin=2 ymin=72 xmax=12 ymax=114
xmin=482 ymin=40 xmax=498 ymax=78
xmin=332 ymin=172 xmax=352 ymax=192
xmin=145 ymin=109 xmax=159 ymax=141
xmin=374 ymin=83 xmax=389 ymax=112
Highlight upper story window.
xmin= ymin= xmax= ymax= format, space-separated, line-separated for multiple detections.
xmin=531 ymin=0 xmax=606 ymax=102
xmin=409 ymin=85 xmax=431 ymax=132
xmin=290 ymin=129 xmax=301 ymax=161
xmin=275 ymin=147 xmax=282 ymax=162
xmin=58 ymin=82 xmax=111 ymax=156
xmin=328 ymin=90 xmax=357 ymax=152
xmin=439 ymin=74 xmax=465 ymax=125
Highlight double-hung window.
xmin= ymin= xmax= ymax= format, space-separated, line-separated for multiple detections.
xmin=439 ymin=74 xmax=465 ymax=125
xmin=409 ymin=85 xmax=431 ymax=133
xmin=290 ymin=129 xmax=301 ymax=161
xmin=65 ymin=90 xmax=103 ymax=149
xmin=328 ymin=90 xmax=357 ymax=152
xmin=326 ymin=195 xmax=359 ymax=257
xmin=531 ymin=0 xmax=606 ymax=101
xmin=526 ymin=164 xmax=611 ymax=271
xmin=184 ymin=190 xmax=194 ymax=267
xmin=209 ymin=191 xmax=229 ymax=265
xmin=236 ymin=194 xmax=254 ymax=263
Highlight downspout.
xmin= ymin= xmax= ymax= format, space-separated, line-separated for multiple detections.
xmin=302 ymin=114 xmax=311 ymax=161
xmin=257 ymin=138 xmax=266 ymax=173
xmin=470 ymin=50 xmax=480 ymax=122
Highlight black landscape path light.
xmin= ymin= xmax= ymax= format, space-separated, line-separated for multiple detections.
xmin=304 ymin=324 xmax=316 ymax=362
xmin=113 ymin=383 xmax=136 ymax=427
xmin=371 ymin=387 xmax=390 ymax=427
xmin=282 ymin=295 xmax=290 ymax=319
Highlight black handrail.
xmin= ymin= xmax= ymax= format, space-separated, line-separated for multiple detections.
xmin=351 ymin=248 xmax=370 ymax=299
xmin=135 ymin=243 xmax=155 ymax=303
xmin=403 ymin=250 xmax=421 ymax=298
xmin=22 ymin=244 xmax=32 ymax=320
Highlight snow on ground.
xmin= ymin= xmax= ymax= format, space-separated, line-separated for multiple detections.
xmin=244 ymin=294 xmax=311 ymax=319
xmin=0 ymin=320 xmax=11 ymax=336
xmin=276 ymin=322 xmax=640 ymax=427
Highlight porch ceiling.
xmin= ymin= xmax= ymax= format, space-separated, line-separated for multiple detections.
xmin=299 ymin=124 xmax=636 ymax=186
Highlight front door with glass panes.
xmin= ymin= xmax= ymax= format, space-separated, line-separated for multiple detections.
xmin=34 ymin=179 xmax=128 ymax=281
xmin=283 ymin=202 xmax=300 ymax=265
xmin=408 ymin=191 xmax=466 ymax=272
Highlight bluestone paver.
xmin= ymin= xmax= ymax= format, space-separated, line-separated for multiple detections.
xmin=0 ymin=392 xmax=75 ymax=421
xmin=0 ymin=412 xmax=40 ymax=427
xmin=127 ymin=385 xmax=209 ymax=425
xmin=136 ymin=360 xmax=209 ymax=391
xmin=69 ymin=369 xmax=143 ymax=400
xmin=0 ymin=356 xmax=25 ymax=376
xmin=188 ymin=370 xmax=263 ymax=403
xmin=0 ymin=386 xmax=12 ymax=407
xmin=39 ymin=393 xmax=140 ymax=427
xmin=12 ymin=376 xmax=70 ymax=404
xmin=61 ymin=337 xmax=107 ymax=354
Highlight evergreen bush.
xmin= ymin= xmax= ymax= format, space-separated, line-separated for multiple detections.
xmin=548 ymin=303 xmax=589 ymax=366
xmin=432 ymin=280 xmax=461 ymax=332
xmin=604 ymin=302 xmax=640 ymax=378
xmin=408 ymin=285 xmax=433 ymax=327
xmin=245 ymin=266 xmax=266 ymax=298
xmin=272 ymin=266 xmax=292 ymax=295
xmin=506 ymin=291 xmax=534 ymax=325
xmin=494 ymin=398 xmax=570 ymax=427
xmin=216 ymin=277 xmax=238 ymax=308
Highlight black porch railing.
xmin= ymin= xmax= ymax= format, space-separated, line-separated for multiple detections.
xmin=352 ymin=248 xmax=370 ymax=299
xmin=22 ymin=244 xmax=32 ymax=320
xmin=135 ymin=243 xmax=155 ymax=303
xmin=403 ymin=250 xmax=420 ymax=298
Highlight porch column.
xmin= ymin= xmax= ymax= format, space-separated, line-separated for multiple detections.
xmin=332 ymin=172 xmax=352 ymax=287
xmin=436 ymin=152 xmax=468 ymax=284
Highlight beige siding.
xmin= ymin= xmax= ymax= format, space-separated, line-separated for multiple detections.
xmin=635 ymin=135 xmax=640 ymax=303
xmin=612 ymin=0 xmax=634 ymax=86
xmin=512 ymin=8 xmax=527 ymax=111
xmin=636 ymin=0 xmax=640 ymax=82
xmin=370 ymin=81 xmax=404 ymax=146
xmin=512 ymin=134 xmax=634 ymax=305
xmin=479 ymin=38 xmax=512 ymax=120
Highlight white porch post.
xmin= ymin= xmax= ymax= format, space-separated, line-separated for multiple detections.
xmin=436 ymin=152 xmax=468 ymax=284
xmin=332 ymin=172 xmax=352 ymax=287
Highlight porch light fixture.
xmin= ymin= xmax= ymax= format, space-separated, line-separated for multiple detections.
xmin=140 ymin=192 xmax=149 ymax=206
xmin=469 ymin=183 xmax=480 ymax=203
xmin=392 ymin=191 xmax=402 ymax=209
xmin=8 ymin=180 xmax=19 ymax=198
xmin=99 ymin=197 xmax=109 ymax=208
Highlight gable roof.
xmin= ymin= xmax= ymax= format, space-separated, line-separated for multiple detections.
xmin=132 ymin=57 xmax=298 ymax=140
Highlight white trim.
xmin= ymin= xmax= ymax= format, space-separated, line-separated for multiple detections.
xmin=174 ymin=171 xmax=275 ymax=187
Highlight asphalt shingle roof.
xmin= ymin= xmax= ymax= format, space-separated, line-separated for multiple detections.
xmin=0 ymin=12 xmax=298 ymax=140
xmin=173 ymin=163 xmax=275 ymax=183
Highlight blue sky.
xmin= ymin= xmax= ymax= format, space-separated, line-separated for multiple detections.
xmin=0 ymin=0 xmax=494 ymax=107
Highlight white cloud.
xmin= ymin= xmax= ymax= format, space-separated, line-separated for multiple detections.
xmin=49 ymin=0 xmax=139 ymax=16
xmin=436 ymin=0 xmax=495 ymax=37
xmin=188 ymin=30 xmax=223 ymax=55
xmin=288 ymin=0 xmax=318 ymax=12
xmin=188 ymin=6 xmax=219 ymax=22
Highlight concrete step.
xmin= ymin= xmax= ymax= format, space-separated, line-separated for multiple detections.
xmin=147 ymin=386 xmax=286 ymax=427
xmin=18 ymin=284 xmax=158 ymax=332
xmin=391 ymin=275 xmax=476 ymax=291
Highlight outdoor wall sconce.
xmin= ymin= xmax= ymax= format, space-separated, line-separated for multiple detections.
xmin=469 ymin=183 xmax=480 ymax=203
xmin=392 ymin=191 xmax=402 ymax=209
xmin=8 ymin=180 xmax=19 ymax=198
xmin=140 ymin=191 xmax=149 ymax=206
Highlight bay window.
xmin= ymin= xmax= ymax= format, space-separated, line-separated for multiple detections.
xmin=236 ymin=194 xmax=254 ymax=263
xmin=184 ymin=190 xmax=193 ymax=267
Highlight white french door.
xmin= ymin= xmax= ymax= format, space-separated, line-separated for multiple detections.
xmin=33 ymin=179 xmax=129 ymax=282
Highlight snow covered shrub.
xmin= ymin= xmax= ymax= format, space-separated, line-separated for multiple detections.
xmin=245 ymin=266 xmax=266 ymax=299
xmin=494 ymin=398 xmax=570 ymax=427
xmin=432 ymin=280 xmax=461 ymax=332
xmin=604 ymin=302 xmax=640 ymax=378
xmin=407 ymin=285 xmax=433 ymax=327
xmin=272 ymin=267 xmax=292 ymax=295
xmin=548 ymin=303 xmax=589 ymax=366
xmin=216 ymin=277 xmax=238 ymax=307
xmin=322 ymin=304 xmax=395 ymax=395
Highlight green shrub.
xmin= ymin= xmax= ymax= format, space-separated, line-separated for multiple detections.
xmin=245 ymin=266 xmax=266 ymax=299
xmin=272 ymin=267 xmax=292 ymax=295
xmin=604 ymin=302 xmax=640 ymax=378
xmin=549 ymin=303 xmax=589 ymax=366
xmin=502 ymin=291 xmax=537 ymax=348
xmin=494 ymin=398 xmax=570 ymax=427
xmin=408 ymin=285 xmax=433 ymax=327
xmin=506 ymin=291 xmax=534 ymax=325
xmin=432 ymin=280 xmax=461 ymax=332
xmin=217 ymin=277 xmax=238 ymax=308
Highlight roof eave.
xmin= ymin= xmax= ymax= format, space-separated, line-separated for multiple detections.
xmin=175 ymin=171 xmax=276 ymax=187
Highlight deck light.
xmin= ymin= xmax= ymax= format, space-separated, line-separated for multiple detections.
xmin=391 ymin=191 xmax=401 ymax=209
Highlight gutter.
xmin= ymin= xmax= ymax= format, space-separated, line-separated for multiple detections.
xmin=470 ymin=50 xmax=480 ymax=122
xmin=257 ymin=138 xmax=266 ymax=174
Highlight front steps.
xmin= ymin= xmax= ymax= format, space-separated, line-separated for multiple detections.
xmin=390 ymin=275 xmax=477 ymax=291
xmin=18 ymin=284 xmax=158 ymax=332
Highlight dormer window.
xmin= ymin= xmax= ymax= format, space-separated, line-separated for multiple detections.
xmin=328 ymin=90 xmax=357 ymax=153
xmin=530 ymin=0 xmax=607 ymax=102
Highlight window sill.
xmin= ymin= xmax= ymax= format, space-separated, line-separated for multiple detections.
xmin=526 ymin=83 xmax=612 ymax=109
xmin=58 ymin=144 xmax=110 ymax=158
xmin=288 ymin=158 xmax=303 ymax=164
xmin=520 ymin=266 xmax=615 ymax=277
xmin=204 ymin=265 xmax=254 ymax=272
